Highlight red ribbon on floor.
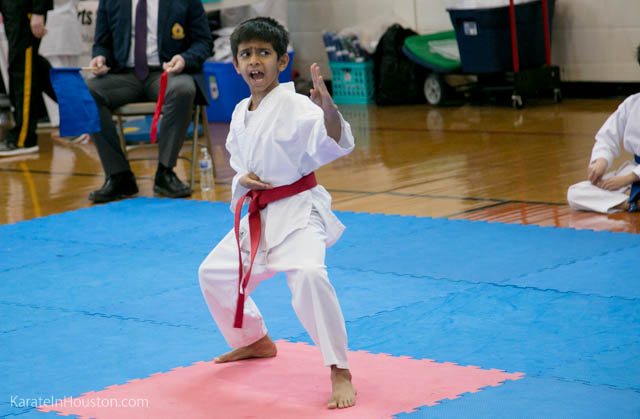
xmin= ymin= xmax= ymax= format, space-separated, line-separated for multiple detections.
xmin=150 ymin=71 xmax=168 ymax=144
xmin=233 ymin=172 xmax=318 ymax=328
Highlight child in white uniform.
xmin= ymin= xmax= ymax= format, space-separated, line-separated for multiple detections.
xmin=198 ymin=17 xmax=357 ymax=409
xmin=567 ymin=45 xmax=640 ymax=213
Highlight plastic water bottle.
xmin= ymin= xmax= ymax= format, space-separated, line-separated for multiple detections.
xmin=199 ymin=147 xmax=214 ymax=191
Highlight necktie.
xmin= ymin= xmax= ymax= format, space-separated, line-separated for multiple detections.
xmin=134 ymin=0 xmax=149 ymax=80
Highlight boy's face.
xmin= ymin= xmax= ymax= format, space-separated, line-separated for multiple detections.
xmin=233 ymin=40 xmax=289 ymax=98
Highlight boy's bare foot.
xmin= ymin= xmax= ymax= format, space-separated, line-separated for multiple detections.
xmin=214 ymin=334 xmax=277 ymax=363
xmin=328 ymin=366 xmax=356 ymax=409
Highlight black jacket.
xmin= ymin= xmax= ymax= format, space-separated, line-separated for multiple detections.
xmin=32 ymin=0 xmax=53 ymax=15
xmin=0 ymin=0 xmax=53 ymax=15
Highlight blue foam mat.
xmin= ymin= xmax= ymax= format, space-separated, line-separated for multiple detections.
xmin=327 ymin=284 xmax=639 ymax=389
xmin=328 ymin=212 xmax=640 ymax=296
xmin=393 ymin=377 xmax=640 ymax=419
xmin=0 ymin=304 xmax=72 ymax=334
xmin=0 ymin=247 xmax=206 ymax=310
xmin=0 ymin=238 xmax=102 ymax=273
xmin=0 ymin=198 xmax=232 ymax=245
xmin=504 ymin=246 xmax=640 ymax=298
xmin=1 ymin=198 xmax=639 ymax=418
xmin=1 ymin=313 xmax=225 ymax=417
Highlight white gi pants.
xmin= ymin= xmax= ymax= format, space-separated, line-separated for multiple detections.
xmin=567 ymin=160 xmax=638 ymax=213
xmin=198 ymin=209 xmax=350 ymax=369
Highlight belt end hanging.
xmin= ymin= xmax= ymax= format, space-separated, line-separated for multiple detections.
xmin=233 ymin=293 xmax=245 ymax=328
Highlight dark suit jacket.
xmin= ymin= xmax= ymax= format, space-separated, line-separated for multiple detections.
xmin=93 ymin=0 xmax=213 ymax=105
xmin=33 ymin=0 xmax=53 ymax=15
xmin=0 ymin=0 xmax=53 ymax=59
xmin=0 ymin=0 xmax=53 ymax=15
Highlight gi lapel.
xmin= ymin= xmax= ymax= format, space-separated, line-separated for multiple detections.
xmin=244 ymin=87 xmax=280 ymax=169
xmin=234 ymin=100 xmax=253 ymax=169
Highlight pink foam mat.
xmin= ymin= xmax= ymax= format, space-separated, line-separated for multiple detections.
xmin=38 ymin=340 xmax=523 ymax=418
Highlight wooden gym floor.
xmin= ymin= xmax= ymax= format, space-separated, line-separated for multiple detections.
xmin=1 ymin=97 xmax=639 ymax=233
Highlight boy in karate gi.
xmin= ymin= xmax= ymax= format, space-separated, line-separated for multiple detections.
xmin=567 ymin=45 xmax=640 ymax=213
xmin=198 ymin=17 xmax=357 ymax=409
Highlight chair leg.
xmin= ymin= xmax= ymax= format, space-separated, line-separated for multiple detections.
xmin=189 ymin=106 xmax=200 ymax=191
xmin=116 ymin=114 xmax=128 ymax=159
xmin=201 ymin=107 xmax=214 ymax=179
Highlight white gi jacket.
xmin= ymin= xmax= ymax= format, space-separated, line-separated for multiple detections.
xmin=567 ymin=93 xmax=640 ymax=213
xmin=590 ymin=92 xmax=640 ymax=178
xmin=226 ymin=82 xmax=355 ymax=250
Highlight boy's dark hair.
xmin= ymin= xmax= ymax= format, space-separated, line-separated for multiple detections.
xmin=637 ymin=43 xmax=640 ymax=67
xmin=230 ymin=17 xmax=289 ymax=60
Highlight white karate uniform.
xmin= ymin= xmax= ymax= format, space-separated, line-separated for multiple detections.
xmin=567 ymin=93 xmax=640 ymax=213
xmin=199 ymin=82 xmax=355 ymax=369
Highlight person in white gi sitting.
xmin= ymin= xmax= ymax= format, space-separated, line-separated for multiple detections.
xmin=567 ymin=45 xmax=640 ymax=213
xmin=198 ymin=17 xmax=357 ymax=409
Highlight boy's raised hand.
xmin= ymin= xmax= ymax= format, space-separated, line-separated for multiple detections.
xmin=310 ymin=63 xmax=336 ymax=112
xmin=310 ymin=63 xmax=342 ymax=142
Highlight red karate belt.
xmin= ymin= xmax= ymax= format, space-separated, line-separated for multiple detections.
xmin=150 ymin=71 xmax=168 ymax=144
xmin=233 ymin=172 xmax=318 ymax=328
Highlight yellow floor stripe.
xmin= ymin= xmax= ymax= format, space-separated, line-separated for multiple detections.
xmin=19 ymin=161 xmax=41 ymax=218
xmin=18 ymin=46 xmax=33 ymax=148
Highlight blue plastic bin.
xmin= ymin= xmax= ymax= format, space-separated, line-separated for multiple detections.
xmin=447 ymin=0 xmax=555 ymax=73
xmin=204 ymin=51 xmax=294 ymax=122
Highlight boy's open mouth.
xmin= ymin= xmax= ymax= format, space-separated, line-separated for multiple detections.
xmin=250 ymin=70 xmax=265 ymax=81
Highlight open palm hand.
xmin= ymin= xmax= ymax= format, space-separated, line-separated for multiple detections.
xmin=309 ymin=63 xmax=341 ymax=141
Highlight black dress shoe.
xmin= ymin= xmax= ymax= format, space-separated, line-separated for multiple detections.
xmin=153 ymin=168 xmax=191 ymax=198
xmin=89 ymin=171 xmax=138 ymax=203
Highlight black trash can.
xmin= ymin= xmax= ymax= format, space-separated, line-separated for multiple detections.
xmin=448 ymin=0 xmax=555 ymax=73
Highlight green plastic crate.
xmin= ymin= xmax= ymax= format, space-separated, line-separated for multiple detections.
xmin=329 ymin=61 xmax=374 ymax=104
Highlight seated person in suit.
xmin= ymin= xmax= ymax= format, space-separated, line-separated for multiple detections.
xmin=86 ymin=0 xmax=213 ymax=203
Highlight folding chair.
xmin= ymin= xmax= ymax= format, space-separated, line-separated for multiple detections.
xmin=113 ymin=102 xmax=212 ymax=190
